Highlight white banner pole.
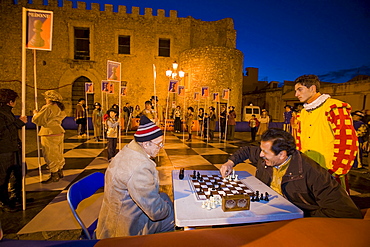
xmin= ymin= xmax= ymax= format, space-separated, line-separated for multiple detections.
xmin=21 ymin=7 xmax=27 ymax=211
xmin=101 ymin=85 xmax=105 ymax=141
xmin=226 ymin=92 xmax=230 ymax=141
xmin=164 ymin=90 xmax=170 ymax=144
xmin=33 ymin=50 xmax=43 ymax=182
xmin=118 ymin=81 xmax=122 ymax=149
xmin=153 ymin=64 xmax=158 ymax=124
xmin=182 ymin=89 xmax=185 ymax=142
xmin=197 ymin=96 xmax=199 ymax=137
xmin=85 ymin=91 xmax=89 ymax=139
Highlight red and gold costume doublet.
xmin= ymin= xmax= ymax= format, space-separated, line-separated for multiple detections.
xmin=296 ymin=94 xmax=358 ymax=191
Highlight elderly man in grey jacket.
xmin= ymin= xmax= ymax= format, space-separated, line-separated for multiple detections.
xmin=97 ymin=115 xmax=174 ymax=238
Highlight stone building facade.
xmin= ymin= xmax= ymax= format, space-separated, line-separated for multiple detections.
xmin=0 ymin=0 xmax=243 ymax=119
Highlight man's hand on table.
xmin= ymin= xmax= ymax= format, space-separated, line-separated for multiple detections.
xmin=219 ymin=160 xmax=234 ymax=178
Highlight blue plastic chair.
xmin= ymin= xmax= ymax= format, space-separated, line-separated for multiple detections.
xmin=67 ymin=172 xmax=105 ymax=240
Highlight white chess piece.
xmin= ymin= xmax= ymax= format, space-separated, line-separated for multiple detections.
xmin=232 ymin=170 xmax=235 ymax=179
xmin=205 ymin=188 xmax=211 ymax=196
xmin=209 ymin=196 xmax=215 ymax=209
xmin=222 ymin=177 xmax=228 ymax=182
xmin=234 ymin=174 xmax=239 ymax=181
xmin=214 ymin=195 xmax=221 ymax=205
xmin=206 ymin=199 xmax=211 ymax=210
xmin=201 ymin=201 xmax=206 ymax=209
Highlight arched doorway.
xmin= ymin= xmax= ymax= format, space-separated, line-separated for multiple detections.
xmin=71 ymin=76 xmax=94 ymax=117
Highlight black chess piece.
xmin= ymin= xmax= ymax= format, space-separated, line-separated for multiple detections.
xmin=255 ymin=191 xmax=260 ymax=202
xmin=214 ymin=182 xmax=219 ymax=190
xmin=197 ymin=172 xmax=202 ymax=181
xmin=264 ymin=192 xmax=269 ymax=201
xmin=251 ymin=193 xmax=256 ymax=202
xmin=192 ymin=170 xmax=197 ymax=179
xmin=179 ymin=168 xmax=185 ymax=180
xmin=260 ymin=193 xmax=264 ymax=201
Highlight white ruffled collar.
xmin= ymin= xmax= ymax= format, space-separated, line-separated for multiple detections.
xmin=303 ymin=94 xmax=331 ymax=111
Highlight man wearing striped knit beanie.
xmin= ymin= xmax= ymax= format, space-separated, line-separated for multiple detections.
xmin=97 ymin=115 xmax=174 ymax=238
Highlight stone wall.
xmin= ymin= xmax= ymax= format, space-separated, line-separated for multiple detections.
xmin=0 ymin=0 xmax=243 ymax=119
xmin=180 ymin=46 xmax=243 ymax=118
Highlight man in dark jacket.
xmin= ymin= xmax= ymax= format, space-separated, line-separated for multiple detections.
xmin=0 ymin=89 xmax=27 ymax=212
xmin=220 ymin=128 xmax=362 ymax=218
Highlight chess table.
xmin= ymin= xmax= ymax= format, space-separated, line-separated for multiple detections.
xmin=172 ymin=170 xmax=303 ymax=229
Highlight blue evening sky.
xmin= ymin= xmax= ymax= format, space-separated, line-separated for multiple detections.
xmin=67 ymin=0 xmax=370 ymax=83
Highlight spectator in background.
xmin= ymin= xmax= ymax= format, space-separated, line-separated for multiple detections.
xmin=141 ymin=101 xmax=156 ymax=123
xmin=92 ymin=102 xmax=103 ymax=142
xmin=227 ymin=106 xmax=236 ymax=140
xmin=362 ymin=109 xmax=370 ymax=127
xmin=0 ymin=89 xmax=27 ymax=212
xmin=198 ymin=108 xmax=204 ymax=137
xmin=219 ymin=106 xmax=227 ymax=140
xmin=123 ymin=103 xmax=133 ymax=131
xmin=256 ymin=110 xmax=270 ymax=137
xmin=362 ymin=109 xmax=370 ymax=170
xmin=290 ymin=109 xmax=299 ymax=141
xmin=102 ymin=104 xmax=120 ymax=134
xmin=106 ymin=108 xmax=119 ymax=161
xmin=283 ymin=105 xmax=293 ymax=133
xmin=351 ymin=111 xmax=367 ymax=169
xmin=111 ymin=104 xmax=119 ymax=112
xmin=32 ymin=90 xmax=66 ymax=184
xmin=208 ymin=107 xmax=217 ymax=141
xmin=133 ymin=105 xmax=141 ymax=118
xmin=173 ymin=106 xmax=182 ymax=133
xmin=151 ymin=96 xmax=163 ymax=125
xmin=203 ymin=113 xmax=209 ymax=139
xmin=185 ymin=107 xmax=194 ymax=142
xmin=75 ymin=98 xmax=87 ymax=138
xmin=249 ymin=114 xmax=259 ymax=142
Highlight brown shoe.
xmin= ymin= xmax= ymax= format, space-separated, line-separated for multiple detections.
xmin=42 ymin=172 xmax=60 ymax=184
xmin=58 ymin=169 xmax=64 ymax=178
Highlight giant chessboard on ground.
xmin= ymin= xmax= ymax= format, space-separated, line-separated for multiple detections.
xmin=188 ymin=173 xmax=255 ymax=201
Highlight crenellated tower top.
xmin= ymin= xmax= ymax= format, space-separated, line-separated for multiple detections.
xmin=8 ymin=0 xmax=178 ymax=18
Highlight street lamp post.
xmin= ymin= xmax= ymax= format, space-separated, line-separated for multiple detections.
xmin=165 ymin=61 xmax=185 ymax=136
xmin=166 ymin=60 xmax=186 ymax=105
xmin=166 ymin=61 xmax=185 ymax=80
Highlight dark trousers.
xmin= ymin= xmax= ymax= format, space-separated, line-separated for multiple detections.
xmin=220 ymin=120 xmax=226 ymax=139
xmin=198 ymin=120 xmax=203 ymax=136
xmin=209 ymin=130 xmax=214 ymax=140
xmin=76 ymin=118 xmax=87 ymax=135
xmin=251 ymin=127 xmax=257 ymax=141
xmin=174 ymin=117 xmax=181 ymax=132
xmin=0 ymin=152 xmax=22 ymax=205
xmin=107 ymin=138 xmax=117 ymax=160
xmin=227 ymin=125 xmax=235 ymax=140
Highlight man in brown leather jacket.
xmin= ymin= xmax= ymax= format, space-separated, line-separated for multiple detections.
xmin=220 ymin=128 xmax=362 ymax=218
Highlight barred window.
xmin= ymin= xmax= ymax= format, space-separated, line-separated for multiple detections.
xmin=118 ymin=35 xmax=130 ymax=54
xmin=158 ymin=38 xmax=170 ymax=57
xmin=74 ymin=27 xmax=90 ymax=60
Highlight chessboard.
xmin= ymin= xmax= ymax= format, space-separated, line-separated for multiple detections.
xmin=188 ymin=173 xmax=255 ymax=201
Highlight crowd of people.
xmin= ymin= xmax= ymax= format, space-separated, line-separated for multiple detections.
xmin=0 ymin=73 xmax=367 ymax=237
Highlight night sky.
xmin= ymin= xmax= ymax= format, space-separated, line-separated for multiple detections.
xmin=68 ymin=0 xmax=370 ymax=84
